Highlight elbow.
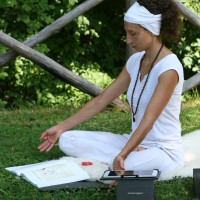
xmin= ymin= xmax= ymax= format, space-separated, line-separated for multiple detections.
xmin=90 ymin=94 xmax=108 ymax=110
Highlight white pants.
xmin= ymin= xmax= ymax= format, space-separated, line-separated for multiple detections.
xmin=59 ymin=130 xmax=180 ymax=175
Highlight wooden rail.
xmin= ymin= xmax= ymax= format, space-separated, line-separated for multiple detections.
xmin=0 ymin=31 xmax=127 ymax=109
xmin=174 ymin=0 xmax=200 ymax=29
xmin=0 ymin=0 xmax=105 ymax=68
xmin=0 ymin=0 xmax=199 ymax=102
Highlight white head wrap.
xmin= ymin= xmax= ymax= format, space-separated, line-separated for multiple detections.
xmin=124 ymin=2 xmax=162 ymax=36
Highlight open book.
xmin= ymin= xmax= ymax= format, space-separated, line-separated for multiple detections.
xmin=6 ymin=159 xmax=90 ymax=190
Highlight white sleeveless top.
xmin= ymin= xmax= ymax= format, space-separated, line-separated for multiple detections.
xmin=126 ymin=51 xmax=184 ymax=152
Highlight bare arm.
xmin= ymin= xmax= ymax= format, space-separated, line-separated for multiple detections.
xmin=38 ymin=65 xmax=130 ymax=152
xmin=56 ymin=65 xmax=130 ymax=132
xmin=114 ymin=69 xmax=179 ymax=167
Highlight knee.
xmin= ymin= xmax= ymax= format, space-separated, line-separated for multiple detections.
xmin=58 ymin=132 xmax=67 ymax=153
xmin=58 ymin=132 xmax=66 ymax=151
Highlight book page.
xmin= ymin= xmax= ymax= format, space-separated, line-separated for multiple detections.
xmin=21 ymin=160 xmax=90 ymax=188
xmin=6 ymin=159 xmax=90 ymax=188
xmin=6 ymin=160 xmax=58 ymax=176
xmin=32 ymin=164 xmax=74 ymax=181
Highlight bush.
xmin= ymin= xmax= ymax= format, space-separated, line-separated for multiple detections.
xmin=0 ymin=0 xmax=125 ymax=108
xmin=171 ymin=0 xmax=200 ymax=79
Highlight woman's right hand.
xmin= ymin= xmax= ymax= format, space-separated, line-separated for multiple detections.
xmin=133 ymin=146 xmax=147 ymax=151
xmin=38 ymin=126 xmax=64 ymax=152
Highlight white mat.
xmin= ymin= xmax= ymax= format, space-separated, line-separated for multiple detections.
xmin=60 ymin=157 xmax=108 ymax=182
xmin=159 ymin=129 xmax=200 ymax=180
xmin=61 ymin=129 xmax=200 ymax=182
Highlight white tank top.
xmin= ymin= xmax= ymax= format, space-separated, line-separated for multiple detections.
xmin=126 ymin=51 xmax=184 ymax=151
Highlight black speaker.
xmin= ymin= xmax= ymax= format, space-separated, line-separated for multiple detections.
xmin=117 ymin=180 xmax=155 ymax=200
xmin=193 ymin=168 xmax=200 ymax=199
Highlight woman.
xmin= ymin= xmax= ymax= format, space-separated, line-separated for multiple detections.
xmin=38 ymin=0 xmax=184 ymax=179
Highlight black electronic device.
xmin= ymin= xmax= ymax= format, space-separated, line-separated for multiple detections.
xmin=117 ymin=180 xmax=155 ymax=200
xmin=101 ymin=169 xmax=160 ymax=200
xmin=193 ymin=168 xmax=200 ymax=199
xmin=101 ymin=169 xmax=159 ymax=180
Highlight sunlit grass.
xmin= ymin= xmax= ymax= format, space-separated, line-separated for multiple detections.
xmin=0 ymin=98 xmax=199 ymax=200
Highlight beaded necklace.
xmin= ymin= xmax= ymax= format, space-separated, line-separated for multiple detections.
xmin=131 ymin=43 xmax=164 ymax=122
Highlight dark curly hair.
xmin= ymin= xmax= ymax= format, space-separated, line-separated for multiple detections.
xmin=137 ymin=0 xmax=182 ymax=42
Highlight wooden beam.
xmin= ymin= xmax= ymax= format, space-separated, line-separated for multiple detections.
xmin=0 ymin=0 xmax=105 ymax=68
xmin=182 ymin=73 xmax=200 ymax=94
xmin=0 ymin=31 xmax=127 ymax=109
xmin=174 ymin=0 xmax=200 ymax=29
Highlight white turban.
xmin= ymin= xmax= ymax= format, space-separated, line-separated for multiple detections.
xmin=124 ymin=2 xmax=162 ymax=36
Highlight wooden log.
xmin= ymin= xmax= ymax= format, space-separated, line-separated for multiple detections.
xmin=0 ymin=31 xmax=127 ymax=109
xmin=174 ymin=0 xmax=200 ymax=29
xmin=1 ymin=0 xmax=199 ymax=68
xmin=0 ymin=0 xmax=105 ymax=68
xmin=182 ymin=73 xmax=200 ymax=94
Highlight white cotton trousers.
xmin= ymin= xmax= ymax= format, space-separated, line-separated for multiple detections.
xmin=58 ymin=130 xmax=182 ymax=175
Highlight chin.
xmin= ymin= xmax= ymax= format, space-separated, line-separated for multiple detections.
xmin=134 ymin=48 xmax=142 ymax=52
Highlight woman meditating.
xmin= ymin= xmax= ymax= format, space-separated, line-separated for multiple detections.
xmin=38 ymin=0 xmax=184 ymax=179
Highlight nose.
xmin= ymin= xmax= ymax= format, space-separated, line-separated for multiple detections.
xmin=126 ymin=34 xmax=132 ymax=44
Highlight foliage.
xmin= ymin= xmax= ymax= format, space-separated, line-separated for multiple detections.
xmin=0 ymin=99 xmax=7 ymax=111
xmin=0 ymin=100 xmax=200 ymax=199
xmin=0 ymin=0 xmax=125 ymax=108
xmin=0 ymin=0 xmax=199 ymax=107
xmin=170 ymin=0 xmax=200 ymax=79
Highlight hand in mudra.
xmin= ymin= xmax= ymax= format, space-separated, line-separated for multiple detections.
xmin=38 ymin=126 xmax=63 ymax=152
xmin=133 ymin=146 xmax=147 ymax=151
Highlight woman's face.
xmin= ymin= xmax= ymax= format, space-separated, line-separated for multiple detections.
xmin=124 ymin=22 xmax=154 ymax=52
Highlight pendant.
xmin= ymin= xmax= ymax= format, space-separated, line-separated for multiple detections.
xmin=133 ymin=116 xmax=135 ymax=122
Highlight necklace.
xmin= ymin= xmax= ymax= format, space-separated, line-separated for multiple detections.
xmin=131 ymin=43 xmax=164 ymax=122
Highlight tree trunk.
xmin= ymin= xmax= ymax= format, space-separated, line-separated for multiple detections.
xmin=0 ymin=0 xmax=105 ymax=68
xmin=0 ymin=31 xmax=128 ymax=109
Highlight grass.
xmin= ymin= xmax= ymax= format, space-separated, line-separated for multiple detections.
xmin=0 ymin=98 xmax=200 ymax=200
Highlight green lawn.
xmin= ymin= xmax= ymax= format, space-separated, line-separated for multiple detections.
xmin=0 ymin=99 xmax=200 ymax=200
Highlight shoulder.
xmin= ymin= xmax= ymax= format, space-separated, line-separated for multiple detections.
xmin=155 ymin=54 xmax=184 ymax=90
xmin=156 ymin=54 xmax=183 ymax=79
xmin=126 ymin=51 xmax=145 ymax=74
